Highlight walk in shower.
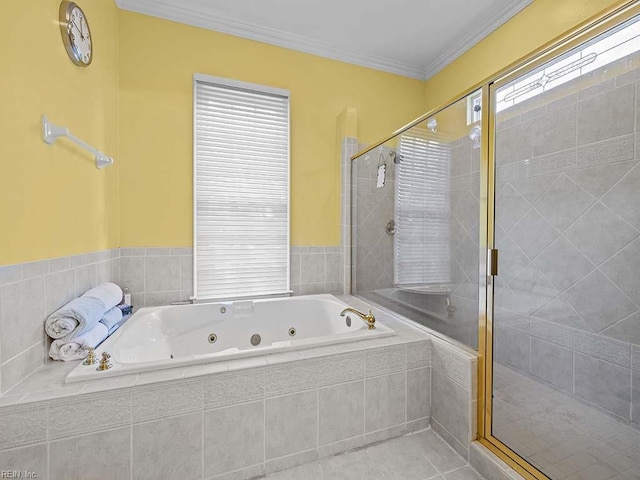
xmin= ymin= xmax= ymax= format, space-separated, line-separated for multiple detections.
xmin=350 ymin=2 xmax=640 ymax=479
xmin=351 ymin=93 xmax=482 ymax=351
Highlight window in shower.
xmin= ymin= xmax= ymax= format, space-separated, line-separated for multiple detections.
xmin=395 ymin=130 xmax=450 ymax=288
xmin=193 ymin=74 xmax=290 ymax=301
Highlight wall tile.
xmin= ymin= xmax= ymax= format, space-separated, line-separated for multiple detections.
xmin=601 ymin=162 xmax=640 ymax=230
xmin=265 ymin=360 xmax=318 ymax=396
xmin=0 ymin=277 xmax=45 ymax=362
xmin=45 ymin=269 xmax=75 ymax=314
xmin=531 ymin=103 xmax=577 ymax=156
xmin=145 ymin=256 xmax=180 ymax=292
xmin=318 ymin=380 xmax=364 ymax=446
xmin=1 ymin=342 xmax=44 ymax=393
xmin=494 ymin=327 xmax=530 ymax=373
xmin=532 ymin=236 xmax=594 ymax=292
xmin=530 ymin=337 xmax=573 ymax=393
xmin=120 ymin=256 xmax=144 ymax=293
xmin=365 ymin=345 xmax=406 ymax=377
xmin=568 ymin=160 xmax=635 ymax=197
xmin=50 ymin=427 xmax=131 ymax=480
xmin=133 ymin=413 xmax=202 ymax=480
xmin=204 ymin=370 xmax=264 ymax=409
xmin=632 ymin=345 xmax=640 ymax=372
xmin=0 ymin=265 xmax=23 ymax=286
xmin=574 ymin=352 xmax=631 ymax=419
xmin=564 ymin=270 xmax=637 ymax=333
xmin=536 ymin=172 xmax=597 ymax=231
xmin=529 ymin=318 xmax=573 ymax=348
xmin=407 ymin=367 xmax=430 ymax=421
xmin=144 ymin=290 xmax=181 ymax=307
xmin=364 ymin=372 xmax=405 ymax=432
xmin=265 ymin=390 xmax=317 ymax=459
xmin=133 ymin=379 xmax=202 ymax=423
xmin=431 ymin=369 xmax=470 ymax=448
xmin=316 ymin=353 xmax=364 ymax=387
xmin=407 ymin=340 xmax=431 ymax=369
xmin=0 ymin=444 xmax=47 ymax=479
xmin=601 ymin=237 xmax=640 ymax=306
xmin=49 ymin=389 xmax=132 ymax=439
xmin=301 ymin=253 xmax=325 ymax=284
xmin=432 ymin=340 xmax=470 ymax=387
xmin=74 ymin=263 xmax=97 ymax=296
xmin=509 ymin=209 xmax=559 ymax=259
xmin=577 ymin=84 xmax=635 ymax=145
xmin=565 ymin=203 xmax=638 ymax=266
xmin=205 ymin=401 xmax=264 ymax=477
xmin=573 ymin=330 xmax=630 ymax=367
xmin=0 ymin=402 xmax=47 ymax=450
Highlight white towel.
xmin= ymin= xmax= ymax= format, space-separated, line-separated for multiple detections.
xmin=49 ymin=323 xmax=109 ymax=361
xmin=45 ymin=283 xmax=122 ymax=339
xmin=99 ymin=307 xmax=123 ymax=331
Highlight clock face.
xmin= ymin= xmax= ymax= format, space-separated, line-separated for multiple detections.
xmin=59 ymin=1 xmax=92 ymax=67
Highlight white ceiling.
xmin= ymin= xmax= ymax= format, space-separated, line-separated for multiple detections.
xmin=116 ymin=0 xmax=532 ymax=80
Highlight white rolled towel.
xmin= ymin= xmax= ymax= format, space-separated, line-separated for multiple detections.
xmin=45 ymin=283 xmax=122 ymax=339
xmin=99 ymin=307 xmax=123 ymax=332
xmin=49 ymin=323 xmax=109 ymax=361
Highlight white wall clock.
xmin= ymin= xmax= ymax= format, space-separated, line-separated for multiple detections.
xmin=59 ymin=1 xmax=92 ymax=67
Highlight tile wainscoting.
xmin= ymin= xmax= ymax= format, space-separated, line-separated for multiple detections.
xmin=0 ymin=250 xmax=120 ymax=393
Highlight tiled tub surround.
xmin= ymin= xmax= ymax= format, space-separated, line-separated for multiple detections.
xmin=0 ymin=249 xmax=120 ymax=393
xmin=492 ymin=56 xmax=640 ymax=427
xmin=0 ymin=296 xmax=478 ymax=480
xmin=290 ymin=246 xmax=343 ymax=296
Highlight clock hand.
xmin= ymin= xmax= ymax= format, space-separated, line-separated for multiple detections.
xmin=71 ymin=20 xmax=84 ymax=40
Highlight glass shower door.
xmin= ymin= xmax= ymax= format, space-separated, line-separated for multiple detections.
xmin=491 ymin=12 xmax=640 ymax=479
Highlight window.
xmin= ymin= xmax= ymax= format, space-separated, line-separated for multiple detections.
xmin=193 ymin=74 xmax=290 ymax=301
xmin=497 ymin=16 xmax=640 ymax=111
xmin=466 ymin=91 xmax=482 ymax=125
xmin=394 ymin=129 xmax=451 ymax=288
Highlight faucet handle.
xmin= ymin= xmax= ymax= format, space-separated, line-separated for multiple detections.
xmin=82 ymin=346 xmax=97 ymax=366
xmin=96 ymin=351 xmax=112 ymax=371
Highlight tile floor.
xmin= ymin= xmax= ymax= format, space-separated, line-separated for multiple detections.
xmin=493 ymin=364 xmax=640 ymax=480
xmin=264 ymin=429 xmax=485 ymax=480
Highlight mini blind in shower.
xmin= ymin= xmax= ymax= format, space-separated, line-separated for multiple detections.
xmin=193 ymin=74 xmax=290 ymax=301
xmin=394 ymin=130 xmax=451 ymax=288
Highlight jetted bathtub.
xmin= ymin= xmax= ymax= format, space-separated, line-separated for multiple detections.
xmin=65 ymin=294 xmax=395 ymax=382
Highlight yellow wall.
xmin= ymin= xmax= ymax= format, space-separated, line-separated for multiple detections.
xmin=425 ymin=0 xmax=625 ymax=110
xmin=2 ymin=0 xmax=628 ymax=265
xmin=0 ymin=0 xmax=119 ymax=265
xmin=118 ymin=11 xmax=426 ymax=248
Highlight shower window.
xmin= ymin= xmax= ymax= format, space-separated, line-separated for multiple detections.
xmin=193 ymin=74 xmax=290 ymax=301
xmin=395 ymin=131 xmax=451 ymax=288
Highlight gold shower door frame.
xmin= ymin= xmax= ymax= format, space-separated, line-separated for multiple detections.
xmin=478 ymin=2 xmax=640 ymax=479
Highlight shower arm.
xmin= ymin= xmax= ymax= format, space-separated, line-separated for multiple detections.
xmin=41 ymin=115 xmax=114 ymax=170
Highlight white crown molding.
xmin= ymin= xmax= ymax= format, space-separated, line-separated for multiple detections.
xmin=115 ymin=0 xmax=426 ymax=79
xmin=423 ymin=0 xmax=533 ymax=80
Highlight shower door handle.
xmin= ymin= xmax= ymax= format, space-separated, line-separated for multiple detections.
xmin=488 ymin=249 xmax=498 ymax=276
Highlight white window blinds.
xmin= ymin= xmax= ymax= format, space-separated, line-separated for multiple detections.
xmin=193 ymin=74 xmax=290 ymax=301
xmin=394 ymin=130 xmax=451 ymax=288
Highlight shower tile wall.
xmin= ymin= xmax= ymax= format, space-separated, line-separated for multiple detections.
xmin=449 ymin=136 xmax=481 ymax=349
xmin=494 ymin=60 xmax=640 ymax=427
xmin=352 ymin=145 xmax=396 ymax=293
